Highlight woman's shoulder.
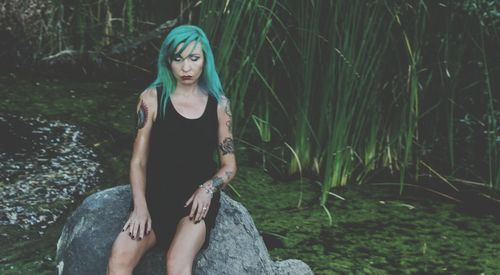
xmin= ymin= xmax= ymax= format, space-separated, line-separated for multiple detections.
xmin=212 ymin=93 xmax=229 ymax=106
xmin=215 ymin=94 xmax=231 ymax=121
xmin=139 ymin=86 xmax=159 ymax=105
xmin=215 ymin=94 xmax=230 ymax=110
xmin=137 ymin=87 xmax=158 ymax=120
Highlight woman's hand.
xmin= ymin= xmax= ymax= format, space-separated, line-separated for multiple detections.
xmin=184 ymin=186 xmax=212 ymax=223
xmin=122 ymin=205 xmax=152 ymax=241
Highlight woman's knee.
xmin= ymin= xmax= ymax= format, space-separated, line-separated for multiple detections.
xmin=166 ymin=254 xmax=192 ymax=275
xmin=108 ymin=237 xmax=136 ymax=271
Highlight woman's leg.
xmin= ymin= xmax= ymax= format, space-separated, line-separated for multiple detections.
xmin=107 ymin=229 xmax=157 ymax=275
xmin=166 ymin=216 xmax=206 ymax=275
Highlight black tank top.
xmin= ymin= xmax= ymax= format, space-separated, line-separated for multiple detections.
xmin=146 ymin=86 xmax=219 ymax=202
xmin=142 ymin=86 xmax=221 ymax=249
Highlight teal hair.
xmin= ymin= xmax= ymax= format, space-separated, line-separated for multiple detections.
xmin=149 ymin=24 xmax=224 ymax=119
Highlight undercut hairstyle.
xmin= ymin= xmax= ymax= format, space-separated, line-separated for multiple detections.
xmin=149 ymin=24 xmax=225 ymax=119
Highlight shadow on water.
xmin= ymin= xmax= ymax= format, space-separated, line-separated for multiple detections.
xmin=0 ymin=114 xmax=36 ymax=154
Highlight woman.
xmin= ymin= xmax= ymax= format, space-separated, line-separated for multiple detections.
xmin=107 ymin=25 xmax=237 ymax=275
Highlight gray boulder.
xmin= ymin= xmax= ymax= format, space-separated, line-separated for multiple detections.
xmin=56 ymin=185 xmax=313 ymax=275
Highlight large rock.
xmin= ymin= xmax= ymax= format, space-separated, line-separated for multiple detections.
xmin=56 ymin=185 xmax=313 ymax=275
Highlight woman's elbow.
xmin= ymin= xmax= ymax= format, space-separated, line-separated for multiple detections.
xmin=228 ymin=163 xmax=237 ymax=180
xmin=130 ymin=158 xmax=147 ymax=171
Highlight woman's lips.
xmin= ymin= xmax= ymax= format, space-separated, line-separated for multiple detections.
xmin=181 ymin=76 xmax=192 ymax=80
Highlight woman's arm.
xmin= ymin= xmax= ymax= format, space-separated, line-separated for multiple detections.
xmin=186 ymin=95 xmax=237 ymax=222
xmin=205 ymin=95 xmax=237 ymax=191
xmin=123 ymin=87 xmax=157 ymax=240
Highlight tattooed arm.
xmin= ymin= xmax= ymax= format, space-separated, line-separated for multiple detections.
xmin=123 ymin=88 xmax=157 ymax=239
xmin=186 ymin=95 xmax=237 ymax=222
xmin=129 ymin=88 xmax=157 ymax=207
xmin=203 ymin=95 xmax=237 ymax=192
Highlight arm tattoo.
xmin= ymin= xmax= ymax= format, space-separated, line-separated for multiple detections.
xmin=225 ymin=170 xmax=233 ymax=180
xmin=225 ymin=98 xmax=233 ymax=132
xmin=211 ymin=176 xmax=224 ymax=190
xmin=219 ymin=137 xmax=234 ymax=155
xmin=136 ymin=100 xmax=148 ymax=130
xmin=224 ymin=99 xmax=232 ymax=118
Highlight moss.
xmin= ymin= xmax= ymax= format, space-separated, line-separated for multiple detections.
xmin=0 ymin=221 xmax=64 ymax=275
xmin=229 ymin=167 xmax=500 ymax=274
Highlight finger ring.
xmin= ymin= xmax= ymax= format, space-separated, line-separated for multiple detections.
xmin=202 ymin=207 xmax=207 ymax=210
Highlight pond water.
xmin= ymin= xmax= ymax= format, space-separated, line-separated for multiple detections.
xmin=0 ymin=113 xmax=101 ymax=232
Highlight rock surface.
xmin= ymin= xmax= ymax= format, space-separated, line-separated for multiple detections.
xmin=56 ymin=185 xmax=313 ymax=275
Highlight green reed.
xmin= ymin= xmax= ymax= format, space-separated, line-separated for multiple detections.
xmin=285 ymin=0 xmax=321 ymax=175
xmin=197 ymin=0 xmax=279 ymax=139
xmin=393 ymin=1 xmax=428 ymax=192
xmin=478 ymin=19 xmax=499 ymax=189
xmin=439 ymin=12 xmax=465 ymax=171
xmin=317 ymin=1 xmax=393 ymax=204
xmin=27 ymin=0 xmax=500 ymax=207
xmin=125 ymin=0 xmax=135 ymax=33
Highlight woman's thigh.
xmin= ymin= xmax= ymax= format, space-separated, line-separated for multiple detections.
xmin=166 ymin=216 xmax=206 ymax=266
xmin=109 ymin=229 xmax=157 ymax=267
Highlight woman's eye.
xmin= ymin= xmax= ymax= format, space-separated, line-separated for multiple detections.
xmin=173 ymin=57 xmax=182 ymax=62
xmin=190 ymin=57 xmax=199 ymax=61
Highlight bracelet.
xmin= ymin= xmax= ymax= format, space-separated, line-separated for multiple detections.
xmin=199 ymin=184 xmax=215 ymax=197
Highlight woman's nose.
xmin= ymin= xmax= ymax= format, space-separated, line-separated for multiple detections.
xmin=181 ymin=60 xmax=191 ymax=72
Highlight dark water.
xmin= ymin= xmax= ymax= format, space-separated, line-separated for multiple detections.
xmin=0 ymin=113 xmax=101 ymax=231
xmin=0 ymin=113 xmax=37 ymax=154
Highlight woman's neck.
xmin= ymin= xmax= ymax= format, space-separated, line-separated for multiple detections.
xmin=173 ymin=83 xmax=205 ymax=97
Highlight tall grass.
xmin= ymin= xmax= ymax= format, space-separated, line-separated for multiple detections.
xmin=439 ymin=11 xmax=466 ymax=171
xmin=125 ymin=0 xmax=135 ymax=33
xmin=198 ymin=0 xmax=499 ymax=203
xmin=392 ymin=1 xmax=428 ymax=192
xmin=317 ymin=1 xmax=393 ymax=203
xmin=39 ymin=0 xmax=178 ymax=56
xmin=286 ymin=0 xmax=321 ymax=175
xmin=22 ymin=0 xmax=500 ymax=204
xmin=477 ymin=19 xmax=499 ymax=189
xmin=197 ymin=0 xmax=279 ymax=140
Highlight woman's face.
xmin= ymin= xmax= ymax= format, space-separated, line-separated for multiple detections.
xmin=170 ymin=40 xmax=204 ymax=85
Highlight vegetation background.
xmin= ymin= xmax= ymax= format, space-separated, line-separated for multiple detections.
xmin=0 ymin=0 xmax=499 ymax=274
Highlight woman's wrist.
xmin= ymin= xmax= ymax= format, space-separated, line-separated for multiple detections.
xmin=210 ymin=176 xmax=224 ymax=191
xmin=133 ymin=196 xmax=148 ymax=209
xmin=198 ymin=184 xmax=215 ymax=197
xmin=199 ymin=175 xmax=226 ymax=196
